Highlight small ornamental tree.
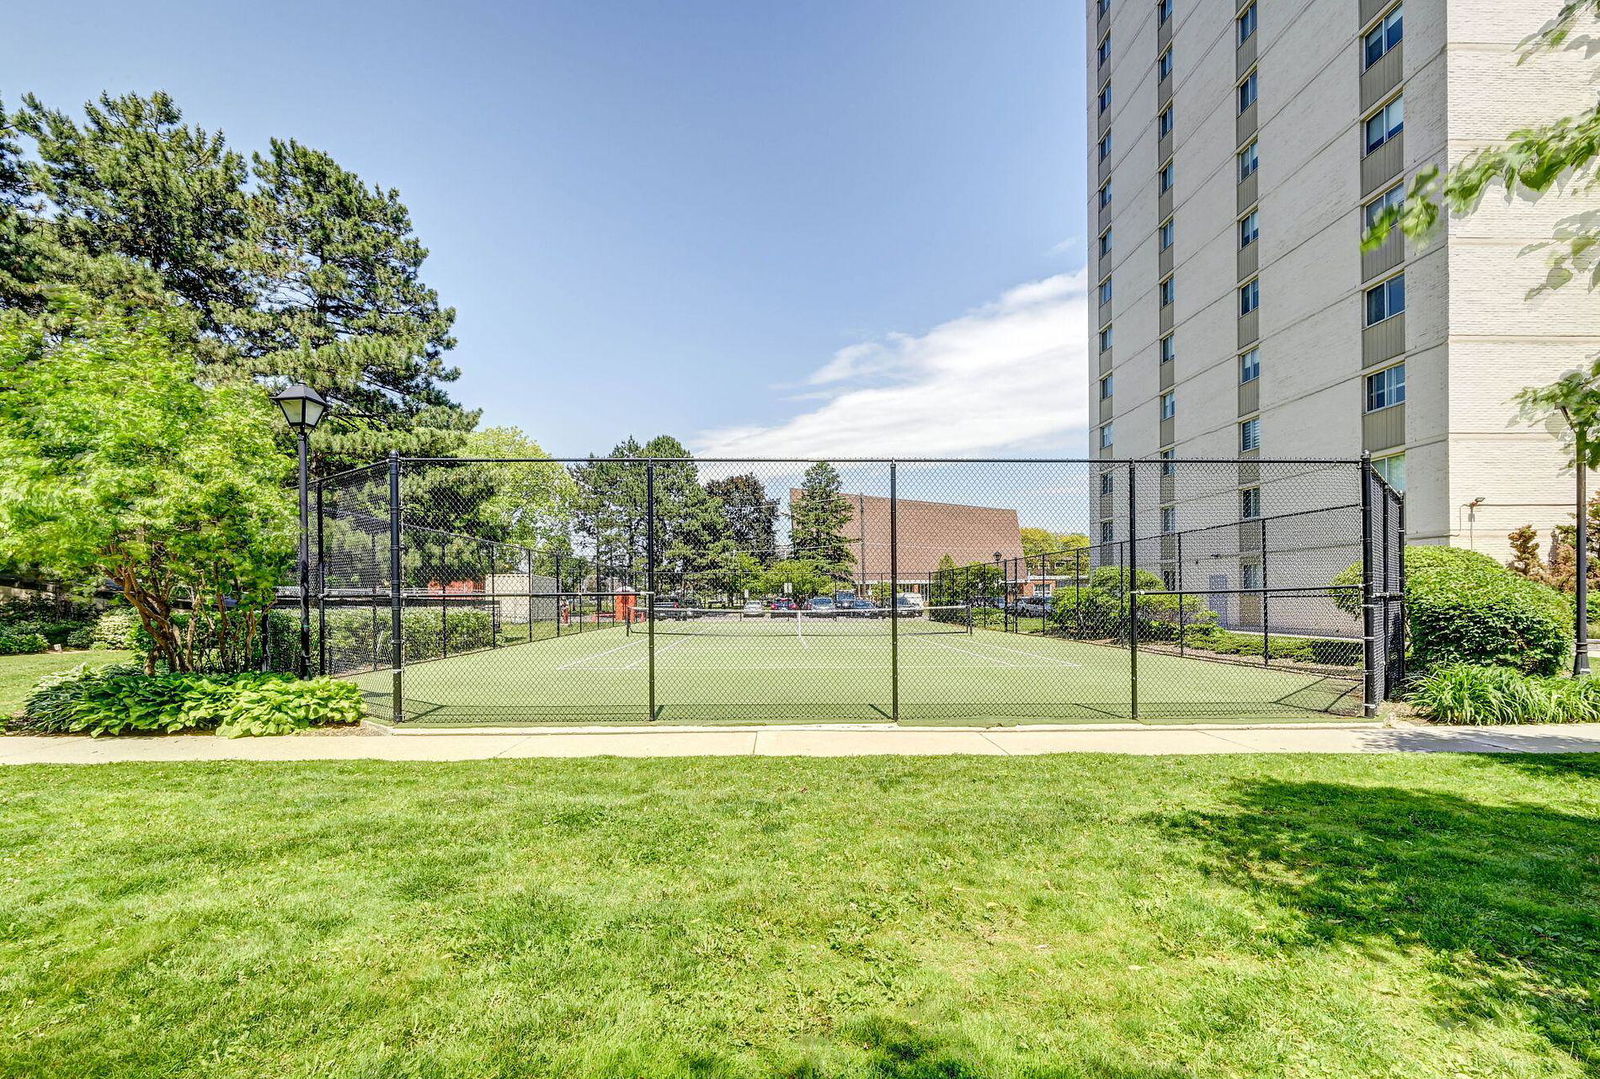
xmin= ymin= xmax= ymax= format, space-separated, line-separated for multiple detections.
xmin=0 ymin=299 xmax=294 ymax=672
xmin=790 ymin=462 xmax=856 ymax=583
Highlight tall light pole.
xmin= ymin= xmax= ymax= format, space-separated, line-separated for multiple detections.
xmin=272 ymin=384 xmax=328 ymax=678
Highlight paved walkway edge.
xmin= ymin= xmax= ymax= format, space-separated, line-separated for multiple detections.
xmin=4 ymin=722 xmax=1600 ymax=764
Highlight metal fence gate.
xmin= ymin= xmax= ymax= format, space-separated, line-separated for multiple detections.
xmin=305 ymin=455 xmax=1405 ymax=726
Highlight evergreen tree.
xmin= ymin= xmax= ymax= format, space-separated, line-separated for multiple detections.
xmin=789 ymin=462 xmax=855 ymax=583
xmin=7 ymin=91 xmax=472 ymax=466
xmin=705 ymin=473 xmax=778 ymax=564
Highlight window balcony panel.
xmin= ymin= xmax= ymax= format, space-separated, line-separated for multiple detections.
xmin=1362 ymin=312 xmax=1405 ymax=365
xmin=1363 ymin=402 xmax=1405 ymax=450
xmin=1360 ymin=43 xmax=1403 ymax=113
xmin=1361 ymin=132 xmax=1403 ymax=195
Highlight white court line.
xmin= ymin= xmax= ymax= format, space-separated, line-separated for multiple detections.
xmin=928 ymin=638 xmax=1021 ymax=668
xmin=557 ymin=636 xmax=645 ymax=670
xmin=954 ymin=637 xmax=1084 ymax=668
xmin=620 ymin=634 xmax=699 ymax=670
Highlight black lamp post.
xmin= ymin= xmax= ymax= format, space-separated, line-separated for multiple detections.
xmin=1557 ymin=409 xmax=1592 ymax=676
xmin=272 ymin=384 xmax=328 ymax=677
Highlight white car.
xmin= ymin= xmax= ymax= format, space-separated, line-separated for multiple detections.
xmin=741 ymin=600 xmax=766 ymax=618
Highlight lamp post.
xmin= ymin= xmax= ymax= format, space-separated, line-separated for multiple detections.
xmin=271 ymin=384 xmax=328 ymax=678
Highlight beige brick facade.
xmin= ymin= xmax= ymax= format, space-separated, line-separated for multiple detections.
xmin=1087 ymin=0 xmax=1598 ymax=557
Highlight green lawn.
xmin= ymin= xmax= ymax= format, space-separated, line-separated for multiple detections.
xmin=3 ymin=754 xmax=1598 ymax=1077
xmin=0 ymin=649 xmax=133 ymax=718
xmin=355 ymin=623 xmax=1362 ymax=726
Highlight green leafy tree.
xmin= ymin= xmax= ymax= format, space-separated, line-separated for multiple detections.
xmin=569 ymin=438 xmax=648 ymax=589
xmin=705 ymin=473 xmax=778 ymax=564
xmin=1020 ymin=527 xmax=1090 ymax=573
xmin=640 ymin=435 xmax=730 ymax=596
xmin=789 ymin=462 xmax=855 ymax=583
xmin=1368 ymin=4 xmax=1600 ymax=296
xmin=0 ymin=298 xmax=295 ymax=672
xmin=752 ymin=559 xmax=835 ymax=601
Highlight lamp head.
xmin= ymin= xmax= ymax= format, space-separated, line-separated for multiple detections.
xmin=271 ymin=383 xmax=328 ymax=432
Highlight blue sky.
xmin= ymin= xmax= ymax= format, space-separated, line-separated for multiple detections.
xmin=8 ymin=0 xmax=1087 ymax=459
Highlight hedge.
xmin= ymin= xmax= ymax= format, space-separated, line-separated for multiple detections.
xmin=12 ymin=664 xmax=366 ymax=737
xmin=0 ymin=631 xmax=49 ymax=656
xmin=1332 ymin=545 xmax=1572 ymax=676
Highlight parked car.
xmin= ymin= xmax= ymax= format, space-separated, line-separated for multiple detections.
xmin=653 ymin=598 xmax=693 ymax=620
xmin=1011 ymin=596 xmax=1051 ymax=618
xmin=768 ymin=598 xmax=798 ymax=612
xmin=803 ymin=596 xmax=837 ymax=616
xmin=895 ymin=594 xmax=926 ymax=616
xmin=741 ymin=599 xmax=766 ymax=618
xmin=841 ymin=598 xmax=882 ymax=618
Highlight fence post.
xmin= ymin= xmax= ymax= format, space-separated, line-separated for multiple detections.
xmin=388 ymin=451 xmax=404 ymax=723
xmin=1175 ymin=530 xmax=1186 ymax=657
xmin=890 ymin=461 xmax=899 ymax=723
xmin=1127 ymin=461 xmax=1139 ymax=722
xmin=1260 ymin=516 xmax=1270 ymax=667
xmin=488 ymin=541 xmax=498 ymax=648
xmin=646 ymin=461 xmax=657 ymax=722
xmin=1359 ymin=453 xmax=1379 ymax=718
xmin=1395 ymin=487 xmax=1408 ymax=687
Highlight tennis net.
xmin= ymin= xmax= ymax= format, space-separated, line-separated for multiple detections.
xmin=632 ymin=605 xmax=975 ymax=637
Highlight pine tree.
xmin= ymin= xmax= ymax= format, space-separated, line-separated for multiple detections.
xmin=705 ymin=473 xmax=778 ymax=564
xmin=790 ymin=462 xmax=856 ymax=583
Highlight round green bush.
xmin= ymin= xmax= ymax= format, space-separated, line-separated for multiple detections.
xmin=1334 ymin=545 xmax=1573 ymax=676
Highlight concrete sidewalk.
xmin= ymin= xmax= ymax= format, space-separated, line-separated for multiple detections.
xmin=4 ymin=721 xmax=1600 ymax=765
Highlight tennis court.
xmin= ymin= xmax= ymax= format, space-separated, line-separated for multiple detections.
xmin=353 ymin=607 xmax=1364 ymax=726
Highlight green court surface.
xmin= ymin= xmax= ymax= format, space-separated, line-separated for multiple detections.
xmin=353 ymin=620 xmax=1364 ymax=727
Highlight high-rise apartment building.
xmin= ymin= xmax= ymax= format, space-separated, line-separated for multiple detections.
xmin=1086 ymin=0 xmax=1596 ymax=555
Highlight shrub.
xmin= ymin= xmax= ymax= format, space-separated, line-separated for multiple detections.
xmin=1050 ymin=567 xmax=1216 ymax=642
xmin=1409 ymin=664 xmax=1600 ymax=725
xmin=1332 ymin=545 xmax=1572 ymax=676
xmin=13 ymin=666 xmax=365 ymax=737
xmin=91 ymin=610 xmax=139 ymax=650
xmin=0 ymin=631 xmax=48 ymax=655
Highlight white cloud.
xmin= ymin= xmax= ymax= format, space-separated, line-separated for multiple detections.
xmin=694 ymin=272 xmax=1090 ymax=459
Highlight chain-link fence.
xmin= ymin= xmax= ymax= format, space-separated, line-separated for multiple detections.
xmin=303 ymin=454 xmax=1404 ymax=726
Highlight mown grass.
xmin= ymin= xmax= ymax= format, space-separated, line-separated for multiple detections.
xmin=2 ymin=753 xmax=1599 ymax=1077
xmin=0 ymin=649 xmax=133 ymax=718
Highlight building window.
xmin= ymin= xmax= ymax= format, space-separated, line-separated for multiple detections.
xmin=1099 ymin=422 xmax=1115 ymax=449
xmin=1100 ymin=471 xmax=1114 ymax=495
xmin=1100 ymin=373 xmax=1115 ymax=400
xmin=1239 ymin=347 xmax=1259 ymax=383
xmin=1239 ymin=209 xmax=1258 ymax=248
xmin=1238 ymin=277 xmax=1260 ymax=315
xmin=1237 ymin=2 xmax=1257 ymax=43
xmin=1161 ymin=506 xmax=1177 ymax=534
xmin=1099 ymin=228 xmax=1113 ymax=257
xmin=1365 ymin=363 xmax=1406 ymax=411
xmin=1237 ymin=140 xmax=1259 ymax=181
xmin=1159 ymin=218 xmax=1174 ymax=250
xmin=1160 ymin=276 xmax=1175 ymax=307
xmin=1097 ymin=33 xmax=1112 ymax=66
xmin=1160 ymin=391 xmax=1176 ymax=420
xmin=1098 ymin=82 xmax=1112 ymax=114
xmin=1160 ymin=334 xmax=1176 ymax=364
xmin=1364 ymin=96 xmax=1403 ymax=154
xmin=1241 ymin=562 xmax=1263 ymax=589
xmin=1363 ymin=184 xmax=1404 ymax=232
xmin=1238 ymin=70 xmax=1258 ymax=114
xmin=1364 ymin=5 xmax=1403 ymax=69
xmin=1099 ymin=325 xmax=1114 ymax=352
xmin=1239 ymin=417 xmax=1261 ymax=452
xmin=1159 ymin=105 xmax=1174 ymax=137
xmin=1098 ymin=132 xmax=1113 ymax=161
xmin=1159 ymin=161 xmax=1175 ymax=192
xmin=1158 ymin=0 xmax=1173 ymax=24
xmin=1099 ymin=277 xmax=1114 ymax=305
xmin=1373 ymin=451 xmax=1406 ymax=491
xmin=1365 ymin=273 xmax=1405 ymax=324
xmin=1159 ymin=447 xmax=1175 ymax=475
xmin=1240 ymin=486 xmax=1262 ymax=518
xmin=1099 ymin=180 xmax=1113 ymax=208
xmin=1101 ymin=520 xmax=1115 ymax=544
xmin=1158 ymin=47 xmax=1174 ymax=80
xmin=1099 ymin=0 xmax=1112 ymax=16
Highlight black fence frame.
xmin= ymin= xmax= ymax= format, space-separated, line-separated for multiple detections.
xmin=309 ymin=453 xmax=1406 ymax=725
